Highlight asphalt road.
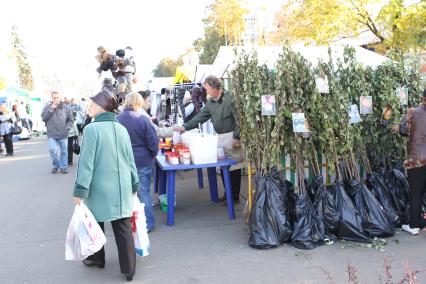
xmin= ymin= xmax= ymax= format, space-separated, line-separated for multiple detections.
xmin=0 ymin=137 xmax=425 ymax=284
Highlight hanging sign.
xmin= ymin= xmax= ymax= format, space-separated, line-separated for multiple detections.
xmin=349 ymin=104 xmax=362 ymax=124
xmin=292 ymin=113 xmax=309 ymax=133
xmin=261 ymin=95 xmax=276 ymax=116
xmin=315 ymin=75 xmax=329 ymax=94
xmin=395 ymin=86 xmax=408 ymax=106
xmin=360 ymin=96 xmax=373 ymax=114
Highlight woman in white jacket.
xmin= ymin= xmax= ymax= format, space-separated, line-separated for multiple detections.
xmin=0 ymin=104 xmax=15 ymax=156
xmin=137 ymin=91 xmax=174 ymax=138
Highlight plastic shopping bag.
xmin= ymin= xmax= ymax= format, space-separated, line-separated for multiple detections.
xmin=65 ymin=203 xmax=106 ymax=261
xmin=132 ymin=197 xmax=150 ymax=257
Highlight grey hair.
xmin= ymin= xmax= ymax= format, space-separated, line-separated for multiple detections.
xmin=203 ymin=75 xmax=221 ymax=90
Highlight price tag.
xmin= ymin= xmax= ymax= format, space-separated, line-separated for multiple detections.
xmin=292 ymin=113 xmax=309 ymax=133
xmin=349 ymin=104 xmax=362 ymax=124
xmin=261 ymin=95 xmax=276 ymax=116
xmin=395 ymin=87 xmax=408 ymax=106
xmin=315 ymin=76 xmax=329 ymax=94
xmin=360 ymin=96 xmax=373 ymax=114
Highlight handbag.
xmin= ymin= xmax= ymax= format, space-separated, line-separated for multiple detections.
xmin=73 ymin=138 xmax=80 ymax=155
xmin=11 ymin=123 xmax=22 ymax=135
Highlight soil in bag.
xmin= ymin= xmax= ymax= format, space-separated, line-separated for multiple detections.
xmin=346 ymin=180 xmax=394 ymax=238
xmin=313 ymin=181 xmax=339 ymax=241
xmin=334 ymin=182 xmax=370 ymax=242
xmin=248 ymin=170 xmax=293 ymax=249
xmin=291 ymin=193 xmax=325 ymax=250
xmin=366 ymin=172 xmax=401 ymax=227
xmin=384 ymin=169 xmax=410 ymax=224
xmin=305 ymin=175 xmax=321 ymax=202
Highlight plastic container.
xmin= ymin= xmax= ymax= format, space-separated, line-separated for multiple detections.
xmin=217 ymin=147 xmax=225 ymax=159
xmin=169 ymin=153 xmax=180 ymax=165
xmin=165 ymin=137 xmax=172 ymax=147
xmin=180 ymin=149 xmax=191 ymax=164
xmin=159 ymin=194 xmax=176 ymax=213
xmin=181 ymin=132 xmax=217 ymax=164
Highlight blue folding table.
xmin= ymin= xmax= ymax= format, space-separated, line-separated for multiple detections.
xmin=154 ymin=154 xmax=237 ymax=226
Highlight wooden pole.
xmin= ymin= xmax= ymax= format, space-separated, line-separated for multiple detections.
xmin=248 ymin=162 xmax=252 ymax=214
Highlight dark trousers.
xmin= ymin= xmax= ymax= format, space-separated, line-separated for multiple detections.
xmin=407 ymin=166 xmax=426 ymax=228
xmin=87 ymin=217 xmax=136 ymax=275
xmin=77 ymin=124 xmax=83 ymax=136
xmin=67 ymin=136 xmax=77 ymax=164
xmin=220 ymin=169 xmax=242 ymax=200
xmin=2 ymin=133 xmax=13 ymax=154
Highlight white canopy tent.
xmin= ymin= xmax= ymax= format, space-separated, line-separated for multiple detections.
xmin=209 ymin=45 xmax=391 ymax=79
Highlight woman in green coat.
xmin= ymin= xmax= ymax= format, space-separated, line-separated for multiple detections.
xmin=73 ymin=90 xmax=139 ymax=282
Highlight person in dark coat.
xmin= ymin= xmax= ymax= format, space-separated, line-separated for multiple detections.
xmin=118 ymin=92 xmax=159 ymax=231
xmin=391 ymin=88 xmax=426 ymax=234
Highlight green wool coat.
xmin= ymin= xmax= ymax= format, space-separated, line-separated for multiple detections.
xmin=73 ymin=112 xmax=140 ymax=222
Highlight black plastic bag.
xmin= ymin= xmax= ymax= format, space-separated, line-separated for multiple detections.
xmin=248 ymin=171 xmax=293 ymax=249
xmin=346 ymin=180 xmax=394 ymax=238
xmin=291 ymin=194 xmax=325 ymax=250
xmin=313 ymin=181 xmax=339 ymax=241
xmin=367 ymin=172 xmax=401 ymax=227
xmin=384 ymin=169 xmax=410 ymax=223
xmin=305 ymin=176 xmax=321 ymax=202
xmin=334 ymin=182 xmax=370 ymax=242
xmin=282 ymin=178 xmax=297 ymax=224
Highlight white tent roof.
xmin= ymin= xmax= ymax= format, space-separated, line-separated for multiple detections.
xmin=194 ymin=64 xmax=212 ymax=83
xmin=209 ymin=45 xmax=391 ymax=78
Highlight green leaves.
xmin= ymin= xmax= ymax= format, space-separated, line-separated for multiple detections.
xmin=232 ymin=44 xmax=423 ymax=183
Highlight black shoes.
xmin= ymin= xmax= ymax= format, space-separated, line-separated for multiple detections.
xmin=82 ymin=259 xmax=134 ymax=281
xmin=51 ymin=168 xmax=58 ymax=174
xmin=60 ymin=169 xmax=68 ymax=174
xmin=82 ymin=259 xmax=105 ymax=268
xmin=124 ymin=273 xmax=134 ymax=281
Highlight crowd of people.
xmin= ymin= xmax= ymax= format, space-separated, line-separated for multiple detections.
xmin=4 ymin=44 xmax=423 ymax=282
xmin=57 ymin=49 xmax=243 ymax=281
xmin=0 ymin=100 xmax=33 ymax=156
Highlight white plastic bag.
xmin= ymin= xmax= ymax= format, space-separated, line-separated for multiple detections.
xmin=65 ymin=203 xmax=107 ymax=261
xmin=132 ymin=197 xmax=150 ymax=257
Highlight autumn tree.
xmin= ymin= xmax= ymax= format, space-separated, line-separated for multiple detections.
xmin=11 ymin=25 xmax=34 ymax=91
xmin=272 ymin=0 xmax=425 ymax=55
xmin=193 ymin=27 xmax=226 ymax=64
xmin=194 ymin=0 xmax=248 ymax=64
xmin=152 ymin=57 xmax=183 ymax=77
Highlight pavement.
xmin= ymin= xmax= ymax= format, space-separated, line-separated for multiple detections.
xmin=0 ymin=137 xmax=425 ymax=284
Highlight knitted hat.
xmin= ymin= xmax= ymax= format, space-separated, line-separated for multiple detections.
xmin=90 ymin=90 xmax=116 ymax=112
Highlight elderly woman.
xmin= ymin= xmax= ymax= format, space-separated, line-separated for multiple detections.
xmin=117 ymin=92 xmax=159 ymax=232
xmin=73 ymin=90 xmax=139 ymax=281
xmin=0 ymin=104 xmax=15 ymax=156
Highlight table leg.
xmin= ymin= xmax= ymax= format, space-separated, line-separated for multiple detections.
xmin=207 ymin=167 xmax=219 ymax=202
xmin=197 ymin=168 xmax=204 ymax=189
xmin=154 ymin=163 xmax=159 ymax=193
xmin=220 ymin=166 xmax=235 ymax=219
xmin=166 ymin=171 xmax=176 ymax=226
xmin=159 ymin=169 xmax=167 ymax=195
